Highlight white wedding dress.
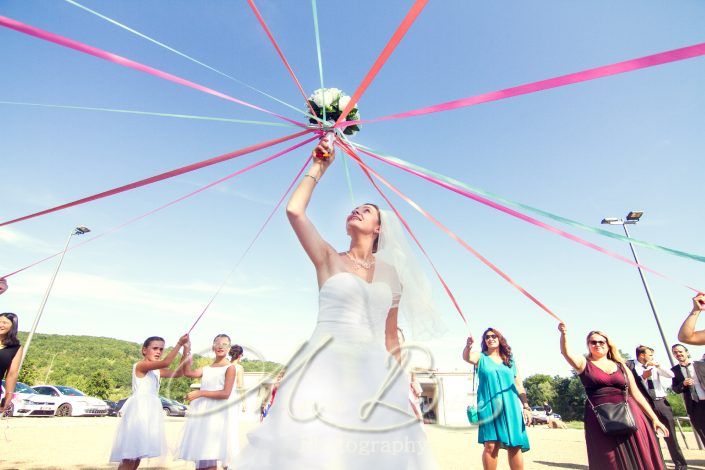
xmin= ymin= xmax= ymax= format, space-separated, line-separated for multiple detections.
xmin=235 ymin=266 xmax=437 ymax=469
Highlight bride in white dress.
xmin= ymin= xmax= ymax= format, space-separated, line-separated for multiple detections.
xmin=235 ymin=137 xmax=442 ymax=469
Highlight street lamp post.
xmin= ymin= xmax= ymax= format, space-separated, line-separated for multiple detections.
xmin=21 ymin=226 xmax=90 ymax=368
xmin=601 ymin=212 xmax=674 ymax=367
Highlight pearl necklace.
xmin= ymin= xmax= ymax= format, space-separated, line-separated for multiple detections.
xmin=345 ymin=251 xmax=375 ymax=271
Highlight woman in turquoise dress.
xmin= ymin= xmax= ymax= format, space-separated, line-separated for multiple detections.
xmin=463 ymin=328 xmax=531 ymax=470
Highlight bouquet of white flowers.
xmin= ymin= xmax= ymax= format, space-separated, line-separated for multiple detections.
xmin=307 ymin=88 xmax=360 ymax=135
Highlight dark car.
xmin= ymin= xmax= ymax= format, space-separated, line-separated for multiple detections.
xmin=161 ymin=396 xmax=187 ymax=417
xmin=114 ymin=396 xmax=186 ymax=417
xmin=104 ymin=400 xmax=120 ymax=417
xmin=115 ymin=398 xmax=128 ymax=417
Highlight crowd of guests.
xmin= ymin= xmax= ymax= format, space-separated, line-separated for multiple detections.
xmin=3 ymin=262 xmax=705 ymax=470
xmin=462 ymin=293 xmax=705 ymax=470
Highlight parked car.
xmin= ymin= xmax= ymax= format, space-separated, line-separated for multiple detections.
xmin=104 ymin=399 xmax=120 ymax=417
xmin=1 ymin=380 xmax=59 ymax=417
xmin=161 ymin=396 xmax=187 ymax=417
xmin=32 ymin=385 xmax=109 ymax=417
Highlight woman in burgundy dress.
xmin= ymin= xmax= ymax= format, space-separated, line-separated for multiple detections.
xmin=558 ymin=323 xmax=668 ymax=469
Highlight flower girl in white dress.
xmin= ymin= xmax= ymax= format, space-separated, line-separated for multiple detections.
xmin=179 ymin=334 xmax=236 ymax=470
xmin=110 ymin=334 xmax=189 ymax=470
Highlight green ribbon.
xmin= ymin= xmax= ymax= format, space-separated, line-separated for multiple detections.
xmin=63 ymin=0 xmax=324 ymax=124
xmin=352 ymin=142 xmax=705 ymax=264
xmin=0 ymin=101 xmax=294 ymax=127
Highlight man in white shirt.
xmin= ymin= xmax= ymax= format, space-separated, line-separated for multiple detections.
xmin=632 ymin=345 xmax=687 ymax=470
xmin=672 ymin=343 xmax=705 ymax=448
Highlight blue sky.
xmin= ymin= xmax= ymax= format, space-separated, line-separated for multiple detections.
xmin=1 ymin=0 xmax=704 ymax=377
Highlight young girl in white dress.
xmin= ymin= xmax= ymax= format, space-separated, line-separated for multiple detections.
xmin=110 ymin=334 xmax=189 ymax=470
xmin=179 ymin=334 xmax=236 ymax=470
xmin=235 ymin=138 xmax=442 ymax=469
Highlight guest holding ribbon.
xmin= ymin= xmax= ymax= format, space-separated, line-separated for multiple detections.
xmin=671 ymin=343 xmax=705 ymax=445
xmin=677 ymin=294 xmax=705 ymax=345
xmin=463 ymin=328 xmax=530 ymax=470
xmin=0 ymin=278 xmax=8 ymax=295
xmin=179 ymin=334 xmax=236 ymax=470
xmin=557 ymin=323 xmax=667 ymax=469
xmin=627 ymin=345 xmax=686 ymax=470
xmin=110 ymin=333 xmax=190 ymax=470
xmin=0 ymin=313 xmax=22 ymax=416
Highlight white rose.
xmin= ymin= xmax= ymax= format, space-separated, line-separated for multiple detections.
xmin=337 ymin=95 xmax=352 ymax=112
xmin=322 ymin=88 xmax=340 ymax=108
xmin=310 ymin=88 xmax=326 ymax=108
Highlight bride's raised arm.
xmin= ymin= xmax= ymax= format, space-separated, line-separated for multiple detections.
xmin=286 ymin=137 xmax=338 ymax=277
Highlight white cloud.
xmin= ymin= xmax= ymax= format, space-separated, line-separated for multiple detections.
xmin=0 ymin=227 xmax=58 ymax=254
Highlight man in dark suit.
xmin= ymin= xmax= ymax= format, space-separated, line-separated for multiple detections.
xmin=627 ymin=346 xmax=687 ymax=470
xmin=671 ymin=343 xmax=705 ymax=446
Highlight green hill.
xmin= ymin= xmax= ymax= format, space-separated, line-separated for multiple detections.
xmin=16 ymin=332 xmax=281 ymax=402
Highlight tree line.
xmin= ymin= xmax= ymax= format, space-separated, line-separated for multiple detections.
xmin=523 ymin=373 xmax=686 ymax=421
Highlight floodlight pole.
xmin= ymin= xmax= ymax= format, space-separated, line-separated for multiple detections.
xmin=621 ymin=223 xmax=674 ymax=367
xmin=21 ymin=227 xmax=90 ymax=368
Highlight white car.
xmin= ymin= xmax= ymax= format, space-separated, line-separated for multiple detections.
xmin=32 ymin=385 xmax=109 ymax=417
xmin=1 ymin=381 xmax=59 ymax=417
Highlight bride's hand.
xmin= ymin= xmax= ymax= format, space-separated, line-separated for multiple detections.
xmin=312 ymin=134 xmax=336 ymax=169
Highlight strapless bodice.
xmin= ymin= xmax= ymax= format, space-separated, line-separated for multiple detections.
xmin=315 ymin=272 xmax=392 ymax=343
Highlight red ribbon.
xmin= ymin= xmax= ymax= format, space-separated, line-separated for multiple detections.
xmin=0 ymin=130 xmax=314 ymax=227
xmin=335 ymin=0 xmax=429 ymax=126
xmin=2 ymin=136 xmax=319 ymax=279
xmin=337 ymin=139 xmax=467 ymax=325
xmin=246 ymin=0 xmax=317 ymax=119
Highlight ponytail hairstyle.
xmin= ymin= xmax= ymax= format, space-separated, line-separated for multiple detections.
xmin=142 ymin=336 xmax=165 ymax=349
xmin=0 ymin=313 xmax=20 ymax=347
xmin=213 ymin=333 xmax=231 ymax=344
xmin=229 ymin=344 xmax=244 ymax=361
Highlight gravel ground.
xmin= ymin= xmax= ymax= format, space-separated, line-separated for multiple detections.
xmin=2 ymin=416 xmax=705 ymax=469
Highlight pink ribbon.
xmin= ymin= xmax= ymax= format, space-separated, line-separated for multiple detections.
xmin=337 ymin=139 xmax=468 ymax=325
xmin=357 ymin=146 xmax=700 ymax=293
xmin=342 ymin=42 xmax=705 ymax=127
xmin=3 ymin=136 xmax=319 ymax=279
xmin=0 ymin=130 xmax=314 ymax=227
xmin=188 ymin=155 xmax=313 ymax=333
xmin=349 ymin=149 xmax=562 ymax=323
xmin=0 ymin=15 xmax=304 ymax=128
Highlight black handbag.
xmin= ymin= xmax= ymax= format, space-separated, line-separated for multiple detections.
xmin=586 ymin=363 xmax=638 ymax=436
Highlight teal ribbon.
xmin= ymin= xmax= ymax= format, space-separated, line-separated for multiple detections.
xmin=63 ymin=0 xmax=322 ymax=124
xmin=311 ymin=0 xmax=326 ymax=123
xmin=352 ymin=142 xmax=705 ymax=264
xmin=0 ymin=101 xmax=294 ymax=127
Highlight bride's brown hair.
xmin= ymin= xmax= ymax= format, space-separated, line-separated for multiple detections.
xmin=363 ymin=202 xmax=381 ymax=253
